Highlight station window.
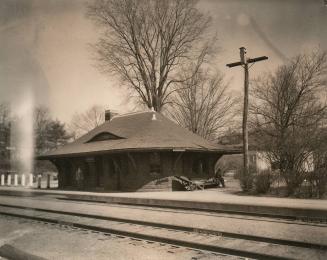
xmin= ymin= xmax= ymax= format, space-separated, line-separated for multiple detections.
xmin=149 ymin=152 xmax=161 ymax=175
xmin=192 ymin=158 xmax=208 ymax=175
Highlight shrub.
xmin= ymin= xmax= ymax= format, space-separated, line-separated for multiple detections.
xmin=254 ymin=170 xmax=274 ymax=194
xmin=237 ymin=166 xmax=256 ymax=192
xmin=304 ymin=168 xmax=327 ymax=198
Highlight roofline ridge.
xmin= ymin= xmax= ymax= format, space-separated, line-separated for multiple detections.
xmin=111 ymin=110 xmax=153 ymax=120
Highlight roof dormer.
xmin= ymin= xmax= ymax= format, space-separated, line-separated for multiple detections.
xmin=86 ymin=132 xmax=124 ymax=143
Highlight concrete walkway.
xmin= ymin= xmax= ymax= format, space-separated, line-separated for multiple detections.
xmin=0 ymin=186 xmax=326 ymax=219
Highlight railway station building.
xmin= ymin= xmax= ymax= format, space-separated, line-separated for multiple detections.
xmin=39 ymin=110 xmax=240 ymax=191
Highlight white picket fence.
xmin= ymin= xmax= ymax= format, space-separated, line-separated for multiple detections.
xmin=0 ymin=174 xmax=34 ymax=187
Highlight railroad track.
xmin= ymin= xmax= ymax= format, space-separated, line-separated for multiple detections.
xmin=61 ymin=198 xmax=327 ymax=228
xmin=60 ymin=197 xmax=327 ymax=222
xmin=0 ymin=202 xmax=326 ymax=260
xmin=0 ymin=214 xmax=240 ymax=260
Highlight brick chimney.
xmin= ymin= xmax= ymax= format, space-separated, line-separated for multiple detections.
xmin=105 ymin=110 xmax=118 ymax=121
xmin=105 ymin=110 xmax=112 ymax=121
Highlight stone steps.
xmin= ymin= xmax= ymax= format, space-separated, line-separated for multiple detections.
xmin=138 ymin=177 xmax=172 ymax=192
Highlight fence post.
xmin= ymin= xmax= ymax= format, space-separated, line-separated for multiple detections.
xmin=14 ymin=174 xmax=18 ymax=186
xmin=21 ymin=174 xmax=26 ymax=186
xmin=0 ymin=174 xmax=4 ymax=186
xmin=7 ymin=175 xmax=11 ymax=186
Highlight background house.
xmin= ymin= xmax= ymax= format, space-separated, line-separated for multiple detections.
xmin=218 ymin=132 xmax=316 ymax=174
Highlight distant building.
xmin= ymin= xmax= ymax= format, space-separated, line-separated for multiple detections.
xmin=218 ymin=132 xmax=317 ymax=173
xmin=39 ymin=110 xmax=240 ymax=191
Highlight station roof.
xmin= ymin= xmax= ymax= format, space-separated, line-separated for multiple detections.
xmin=39 ymin=111 xmax=241 ymax=159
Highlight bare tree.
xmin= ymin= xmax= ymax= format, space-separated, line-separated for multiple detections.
xmin=0 ymin=103 xmax=10 ymax=126
xmin=251 ymin=50 xmax=327 ymax=195
xmin=68 ymin=105 xmax=105 ymax=138
xmin=0 ymin=103 xmax=11 ymax=173
xmin=34 ymin=106 xmax=72 ymax=175
xmin=306 ymin=128 xmax=327 ymax=198
xmin=87 ymin=0 xmax=214 ymax=112
xmin=34 ymin=106 xmax=72 ymax=155
xmin=167 ymin=67 xmax=238 ymax=140
xmin=34 ymin=106 xmax=51 ymax=153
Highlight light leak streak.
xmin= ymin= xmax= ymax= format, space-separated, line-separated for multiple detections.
xmin=10 ymin=88 xmax=35 ymax=175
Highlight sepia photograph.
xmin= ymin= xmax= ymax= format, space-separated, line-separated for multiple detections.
xmin=0 ymin=0 xmax=326 ymax=259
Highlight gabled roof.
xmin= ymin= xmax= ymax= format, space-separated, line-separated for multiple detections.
xmin=39 ymin=111 xmax=241 ymax=159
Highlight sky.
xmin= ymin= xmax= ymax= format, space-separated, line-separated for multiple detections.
xmin=1 ymin=0 xmax=327 ymax=124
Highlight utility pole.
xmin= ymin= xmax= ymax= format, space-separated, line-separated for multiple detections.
xmin=226 ymin=47 xmax=268 ymax=178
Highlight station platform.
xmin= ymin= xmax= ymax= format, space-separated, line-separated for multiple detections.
xmin=0 ymin=186 xmax=326 ymax=220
